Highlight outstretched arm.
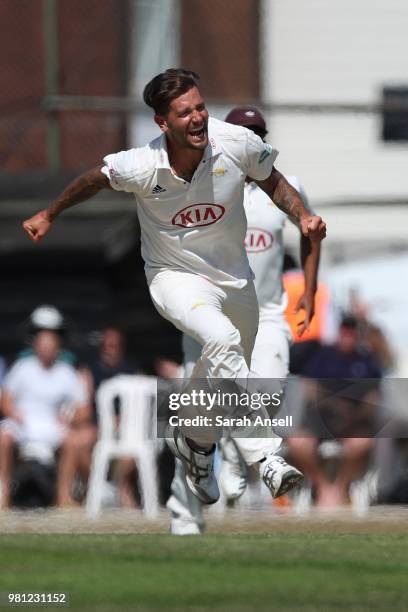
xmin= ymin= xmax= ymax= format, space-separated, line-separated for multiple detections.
xmin=255 ymin=167 xmax=326 ymax=241
xmin=23 ymin=165 xmax=111 ymax=243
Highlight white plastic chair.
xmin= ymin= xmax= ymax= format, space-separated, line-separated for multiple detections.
xmin=86 ymin=374 xmax=159 ymax=518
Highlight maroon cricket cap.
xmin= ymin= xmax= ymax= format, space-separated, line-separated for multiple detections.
xmin=224 ymin=106 xmax=268 ymax=137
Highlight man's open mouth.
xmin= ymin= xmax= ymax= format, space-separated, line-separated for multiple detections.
xmin=189 ymin=126 xmax=206 ymax=140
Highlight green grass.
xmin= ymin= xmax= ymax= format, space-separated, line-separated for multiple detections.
xmin=0 ymin=533 xmax=407 ymax=611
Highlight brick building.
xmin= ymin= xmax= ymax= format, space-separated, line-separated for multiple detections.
xmin=0 ymin=0 xmax=261 ymax=364
xmin=1 ymin=0 xmax=259 ymax=179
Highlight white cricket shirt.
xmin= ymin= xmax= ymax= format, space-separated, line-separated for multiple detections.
xmin=244 ymin=176 xmax=307 ymax=317
xmin=102 ymin=117 xmax=277 ymax=288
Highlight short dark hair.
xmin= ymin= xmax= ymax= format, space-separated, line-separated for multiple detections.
xmin=143 ymin=68 xmax=200 ymax=115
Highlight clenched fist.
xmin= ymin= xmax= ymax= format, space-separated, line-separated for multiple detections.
xmin=300 ymin=215 xmax=326 ymax=242
xmin=23 ymin=210 xmax=52 ymax=243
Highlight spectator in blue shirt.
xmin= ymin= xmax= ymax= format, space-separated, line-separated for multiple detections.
xmin=287 ymin=315 xmax=382 ymax=507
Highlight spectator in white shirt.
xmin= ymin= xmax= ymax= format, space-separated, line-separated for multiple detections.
xmin=0 ymin=330 xmax=91 ymax=508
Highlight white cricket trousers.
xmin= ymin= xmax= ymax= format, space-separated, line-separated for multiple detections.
xmin=149 ymin=270 xmax=259 ymax=381
xmin=182 ymin=308 xmax=292 ymax=464
xmin=167 ymin=311 xmax=292 ymax=526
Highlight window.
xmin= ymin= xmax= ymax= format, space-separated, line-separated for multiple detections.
xmin=382 ymin=87 xmax=408 ymax=142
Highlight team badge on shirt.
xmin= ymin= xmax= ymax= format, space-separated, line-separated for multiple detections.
xmin=212 ymin=167 xmax=228 ymax=177
xmin=258 ymin=144 xmax=274 ymax=164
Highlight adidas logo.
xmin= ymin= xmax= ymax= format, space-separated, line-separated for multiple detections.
xmin=152 ymin=184 xmax=166 ymax=194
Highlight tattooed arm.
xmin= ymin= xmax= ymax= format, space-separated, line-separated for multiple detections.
xmin=255 ymin=167 xmax=326 ymax=241
xmin=23 ymin=166 xmax=111 ymax=243
xmin=285 ymin=186 xmax=322 ymax=335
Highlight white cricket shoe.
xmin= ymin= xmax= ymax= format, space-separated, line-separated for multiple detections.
xmin=166 ymin=427 xmax=220 ymax=505
xmin=166 ymin=494 xmax=203 ymax=535
xmin=218 ymin=437 xmax=248 ymax=501
xmin=260 ymin=455 xmax=304 ymax=498
xmin=170 ymin=517 xmax=201 ymax=536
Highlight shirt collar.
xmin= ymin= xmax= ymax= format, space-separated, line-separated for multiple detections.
xmin=204 ymin=127 xmax=222 ymax=159
xmin=157 ymin=134 xmax=171 ymax=169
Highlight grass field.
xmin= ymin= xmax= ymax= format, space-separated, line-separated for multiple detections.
xmin=0 ymin=532 xmax=407 ymax=611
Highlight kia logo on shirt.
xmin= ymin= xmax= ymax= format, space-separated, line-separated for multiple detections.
xmin=172 ymin=204 xmax=225 ymax=228
xmin=245 ymin=227 xmax=274 ymax=252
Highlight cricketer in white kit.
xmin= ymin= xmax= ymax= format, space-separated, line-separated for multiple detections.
xmin=168 ymin=106 xmax=321 ymax=534
xmin=22 ymin=70 xmax=326 ymax=510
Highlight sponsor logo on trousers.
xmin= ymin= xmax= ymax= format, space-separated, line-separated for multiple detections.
xmin=172 ymin=203 xmax=225 ymax=228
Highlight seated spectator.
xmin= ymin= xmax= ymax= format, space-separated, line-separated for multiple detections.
xmin=20 ymin=304 xmax=77 ymax=366
xmin=0 ymin=330 xmax=93 ymax=508
xmin=82 ymin=327 xmax=138 ymax=401
xmin=301 ymin=315 xmax=382 ymax=380
xmin=349 ymin=290 xmax=395 ymax=374
xmin=286 ymin=315 xmax=382 ymax=507
xmin=21 ymin=305 xmax=96 ymax=505
xmin=82 ymin=327 xmax=139 ymax=508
